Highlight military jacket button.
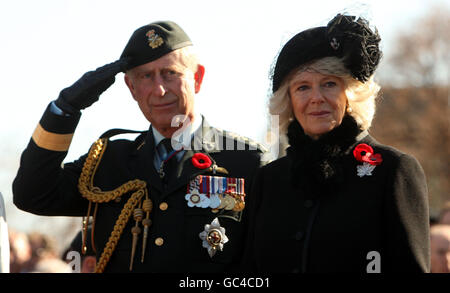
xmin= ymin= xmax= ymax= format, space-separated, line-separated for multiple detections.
xmin=159 ymin=202 xmax=168 ymax=211
xmin=155 ymin=237 xmax=164 ymax=246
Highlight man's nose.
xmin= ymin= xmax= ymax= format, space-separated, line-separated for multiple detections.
xmin=153 ymin=76 xmax=166 ymax=96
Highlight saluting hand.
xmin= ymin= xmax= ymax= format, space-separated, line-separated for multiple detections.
xmin=55 ymin=58 xmax=129 ymax=114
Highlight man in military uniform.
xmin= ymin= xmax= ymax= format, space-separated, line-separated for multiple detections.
xmin=13 ymin=21 xmax=266 ymax=273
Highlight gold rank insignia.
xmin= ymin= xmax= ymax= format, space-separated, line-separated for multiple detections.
xmin=145 ymin=29 xmax=164 ymax=49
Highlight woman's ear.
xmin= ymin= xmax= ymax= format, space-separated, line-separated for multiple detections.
xmin=346 ymin=100 xmax=353 ymax=113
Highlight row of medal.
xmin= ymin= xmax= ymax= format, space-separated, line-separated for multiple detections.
xmin=185 ymin=175 xmax=246 ymax=212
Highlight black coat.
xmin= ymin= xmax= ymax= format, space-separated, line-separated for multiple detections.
xmin=13 ymin=104 xmax=266 ymax=273
xmin=244 ymin=117 xmax=430 ymax=273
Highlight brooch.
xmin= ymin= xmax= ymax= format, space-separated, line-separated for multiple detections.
xmin=330 ymin=37 xmax=340 ymax=50
xmin=199 ymin=217 xmax=229 ymax=257
xmin=353 ymin=143 xmax=383 ymax=177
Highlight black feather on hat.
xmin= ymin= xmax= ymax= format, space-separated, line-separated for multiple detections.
xmin=271 ymin=14 xmax=382 ymax=92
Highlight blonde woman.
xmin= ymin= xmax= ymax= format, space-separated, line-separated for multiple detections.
xmin=244 ymin=14 xmax=430 ymax=273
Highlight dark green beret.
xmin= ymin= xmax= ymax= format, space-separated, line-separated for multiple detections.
xmin=120 ymin=21 xmax=192 ymax=71
xmin=272 ymin=14 xmax=382 ymax=92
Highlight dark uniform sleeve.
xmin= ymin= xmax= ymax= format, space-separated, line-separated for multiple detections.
xmin=13 ymin=103 xmax=88 ymax=216
xmin=384 ymin=153 xmax=430 ymax=272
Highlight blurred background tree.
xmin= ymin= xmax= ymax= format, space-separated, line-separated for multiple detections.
xmin=374 ymin=6 xmax=450 ymax=217
xmin=379 ymin=6 xmax=449 ymax=87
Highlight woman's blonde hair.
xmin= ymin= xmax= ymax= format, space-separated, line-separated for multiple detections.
xmin=269 ymin=56 xmax=380 ymax=136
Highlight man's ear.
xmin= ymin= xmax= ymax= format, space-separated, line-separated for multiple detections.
xmin=194 ymin=64 xmax=205 ymax=94
xmin=124 ymin=74 xmax=137 ymax=101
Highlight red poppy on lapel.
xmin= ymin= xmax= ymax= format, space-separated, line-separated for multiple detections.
xmin=353 ymin=143 xmax=383 ymax=166
xmin=192 ymin=153 xmax=212 ymax=169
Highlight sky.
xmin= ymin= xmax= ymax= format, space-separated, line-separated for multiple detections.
xmin=1 ymin=0 xmax=448 ymax=246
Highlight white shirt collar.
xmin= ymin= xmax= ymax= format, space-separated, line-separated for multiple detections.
xmin=152 ymin=113 xmax=202 ymax=149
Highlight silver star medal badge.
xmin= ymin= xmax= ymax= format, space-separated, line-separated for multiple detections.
xmin=199 ymin=217 xmax=229 ymax=257
xmin=356 ymin=162 xmax=376 ymax=177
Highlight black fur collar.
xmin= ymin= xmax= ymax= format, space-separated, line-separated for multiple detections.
xmin=286 ymin=115 xmax=363 ymax=198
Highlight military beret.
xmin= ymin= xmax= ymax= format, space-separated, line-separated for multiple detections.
xmin=120 ymin=21 xmax=192 ymax=71
xmin=271 ymin=14 xmax=382 ymax=92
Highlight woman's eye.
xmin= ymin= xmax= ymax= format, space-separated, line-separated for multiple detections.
xmin=297 ymin=85 xmax=309 ymax=91
xmin=324 ymin=81 xmax=337 ymax=87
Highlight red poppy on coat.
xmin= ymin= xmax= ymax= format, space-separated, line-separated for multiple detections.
xmin=353 ymin=143 xmax=383 ymax=166
xmin=367 ymin=153 xmax=383 ymax=165
xmin=191 ymin=153 xmax=212 ymax=169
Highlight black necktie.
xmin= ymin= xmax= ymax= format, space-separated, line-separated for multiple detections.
xmin=158 ymin=138 xmax=177 ymax=181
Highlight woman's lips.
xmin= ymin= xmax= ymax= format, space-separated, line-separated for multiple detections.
xmin=310 ymin=111 xmax=330 ymax=116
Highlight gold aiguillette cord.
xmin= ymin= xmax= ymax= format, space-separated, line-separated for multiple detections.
xmin=78 ymin=138 xmax=152 ymax=273
xmin=141 ymin=193 xmax=153 ymax=263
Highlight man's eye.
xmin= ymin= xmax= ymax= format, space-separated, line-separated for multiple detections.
xmin=166 ymin=70 xmax=178 ymax=77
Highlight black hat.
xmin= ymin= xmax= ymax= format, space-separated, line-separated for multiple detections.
xmin=120 ymin=21 xmax=192 ymax=71
xmin=271 ymin=14 xmax=382 ymax=92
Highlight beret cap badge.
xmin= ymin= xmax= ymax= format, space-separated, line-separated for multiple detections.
xmin=146 ymin=29 xmax=164 ymax=49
